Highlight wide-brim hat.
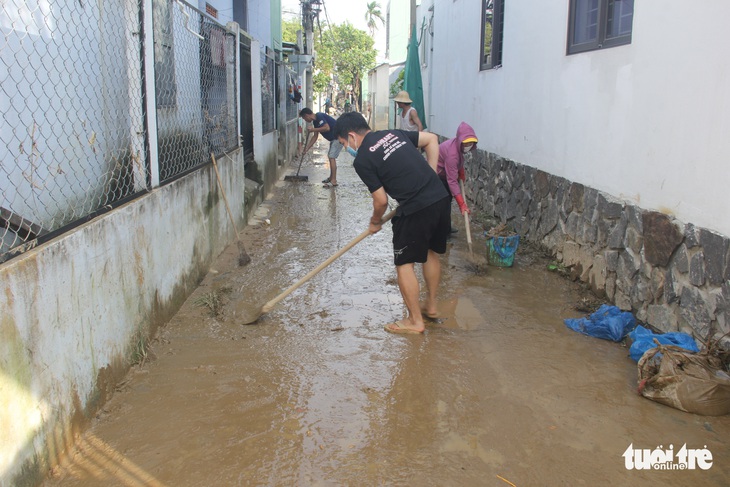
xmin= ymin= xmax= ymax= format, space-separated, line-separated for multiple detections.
xmin=393 ymin=91 xmax=412 ymax=103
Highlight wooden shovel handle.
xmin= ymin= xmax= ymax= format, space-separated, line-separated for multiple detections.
xmin=459 ymin=179 xmax=473 ymax=254
xmin=261 ymin=208 xmax=397 ymax=313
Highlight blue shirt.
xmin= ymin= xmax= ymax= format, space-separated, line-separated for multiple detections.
xmin=314 ymin=113 xmax=337 ymax=141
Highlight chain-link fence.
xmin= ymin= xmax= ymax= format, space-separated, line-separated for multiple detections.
xmin=285 ymin=69 xmax=299 ymax=121
xmin=156 ymin=0 xmax=239 ymax=182
xmin=1 ymin=0 xmax=241 ymax=263
xmin=261 ymin=47 xmax=276 ymax=134
xmin=1 ymin=0 xmax=148 ymax=260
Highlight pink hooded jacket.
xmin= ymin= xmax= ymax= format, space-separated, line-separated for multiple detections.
xmin=437 ymin=122 xmax=478 ymax=197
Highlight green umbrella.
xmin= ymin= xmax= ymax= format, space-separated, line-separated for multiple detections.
xmin=403 ymin=24 xmax=427 ymax=130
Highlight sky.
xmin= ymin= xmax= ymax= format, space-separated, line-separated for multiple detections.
xmin=281 ymin=0 xmax=387 ymax=62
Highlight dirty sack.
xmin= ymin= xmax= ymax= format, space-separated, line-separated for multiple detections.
xmin=564 ymin=304 xmax=636 ymax=342
xmin=637 ymin=343 xmax=730 ymax=416
xmin=628 ymin=325 xmax=699 ymax=362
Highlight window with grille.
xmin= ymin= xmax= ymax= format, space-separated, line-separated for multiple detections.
xmin=567 ymin=0 xmax=634 ymax=55
xmin=206 ymin=3 xmax=218 ymax=18
xmin=480 ymin=0 xmax=504 ymax=71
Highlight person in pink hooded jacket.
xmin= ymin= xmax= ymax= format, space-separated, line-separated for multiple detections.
xmin=437 ymin=122 xmax=478 ymax=215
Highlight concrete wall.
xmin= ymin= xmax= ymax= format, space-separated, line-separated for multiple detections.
xmin=0 ymin=149 xmax=250 ymax=486
xmin=247 ymin=0 xmax=272 ymax=53
xmin=248 ymin=38 xmax=281 ymax=202
xmin=368 ymin=63 xmax=391 ymax=130
xmin=424 ymin=0 xmax=730 ymax=239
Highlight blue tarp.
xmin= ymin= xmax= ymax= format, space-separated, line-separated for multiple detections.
xmin=564 ymin=305 xmax=637 ymax=342
xmin=628 ymin=325 xmax=700 ymax=362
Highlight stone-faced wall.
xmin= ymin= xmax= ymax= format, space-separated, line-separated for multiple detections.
xmin=466 ymin=149 xmax=730 ymax=346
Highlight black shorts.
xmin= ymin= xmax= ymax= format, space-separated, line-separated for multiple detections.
xmin=391 ymin=196 xmax=451 ymax=266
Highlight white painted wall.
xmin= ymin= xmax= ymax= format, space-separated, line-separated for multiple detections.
xmin=0 ymin=155 xmax=247 ymax=485
xmin=247 ymin=0 xmax=272 ymax=51
xmin=424 ymin=0 xmax=730 ymax=238
xmin=368 ymin=63 xmax=391 ymax=130
xmin=386 ymin=0 xmax=410 ymax=64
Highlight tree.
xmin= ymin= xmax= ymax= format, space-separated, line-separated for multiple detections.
xmin=282 ymin=18 xmax=301 ymax=45
xmin=312 ymin=71 xmax=330 ymax=96
xmin=314 ymin=22 xmax=376 ymax=112
xmin=365 ymin=1 xmax=385 ymax=37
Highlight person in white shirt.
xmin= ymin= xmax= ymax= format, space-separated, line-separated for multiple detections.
xmin=394 ymin=91 xmax=423 ymax=132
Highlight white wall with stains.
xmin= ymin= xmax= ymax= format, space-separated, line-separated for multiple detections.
xmin=420 ymin=0 xmax=730 ymax=238
xmin=0 ymin=155 xmax=248 ymax=485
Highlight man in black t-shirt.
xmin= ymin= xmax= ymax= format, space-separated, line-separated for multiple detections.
xmin=334 ymin=112 xmax=451 ymax=335
xmin=300 ymin=108 xmax=343 ymax=187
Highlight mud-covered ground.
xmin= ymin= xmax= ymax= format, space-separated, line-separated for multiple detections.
xmin=44 ymin=142 xmax=730 ymax=486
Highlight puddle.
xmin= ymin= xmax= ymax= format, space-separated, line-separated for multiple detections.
xmin=45 ymin=142 xmax=730 ymax=487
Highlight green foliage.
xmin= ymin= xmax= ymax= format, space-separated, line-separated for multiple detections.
xmin=313 ymin=21 xmax=335 ymax=75
xmin=283 ymin=18 xmax=301 ymax=44
xmin=484 ymin=21 xmax=493 ymax=57
xmin=313 ymin=71 xmax=330 ymax=95
xmin=130 ymin=330 xmax=149 ymax=366
xmin=193 ymin=287 xmax=231 ymax=318
xmin=314 ymin=22 xmax=376 ymax=106
xmin=390 ymin=70 xmax=404 ymax=97
xmin=365 ymin=1 xmax=385 ymax=36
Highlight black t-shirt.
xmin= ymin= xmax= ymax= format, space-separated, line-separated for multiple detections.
xmin=314 ymin=112 xmax=337 ymax=141
xmin=353 ymin=130 xmax=448 ymax=215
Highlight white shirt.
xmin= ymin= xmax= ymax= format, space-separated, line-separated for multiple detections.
xmin=399 ymin=107 xmax=419 ymax=131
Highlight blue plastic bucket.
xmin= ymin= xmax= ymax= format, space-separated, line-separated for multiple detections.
xmin=486 ymin=235 xmax=520 ymax=267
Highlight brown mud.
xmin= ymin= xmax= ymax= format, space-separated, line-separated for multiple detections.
xmin=44 ymin=142 xmax=730 ymax=486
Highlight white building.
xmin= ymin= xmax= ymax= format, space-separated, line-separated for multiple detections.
xmin=420 ymin=0 xmax=729 ymax=240
xmin=416 ymin=0 xmax=730 ymax=340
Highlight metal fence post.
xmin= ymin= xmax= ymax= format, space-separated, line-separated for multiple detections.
xmin=142 ymin=0 xmax=160 ymax=187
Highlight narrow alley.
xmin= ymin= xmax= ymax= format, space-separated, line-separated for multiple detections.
xmin=44 ymin=142 xmax=730 ymax=486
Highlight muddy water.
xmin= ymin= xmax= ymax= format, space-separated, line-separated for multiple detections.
xmin=45 ymin=143 xmax=730 ymax=486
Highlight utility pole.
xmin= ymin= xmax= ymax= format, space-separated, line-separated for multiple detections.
xmin=410 ymin=0 xmax=417 ymax=37
xmin=301 ymin=0 xmax=321 ymax=109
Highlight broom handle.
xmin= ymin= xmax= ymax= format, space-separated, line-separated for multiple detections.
xmin=211 ymin=153 xmax=240 ymax=239
xmin=296 ymin=132 xmax=312 ymax=175
xmin=261 ymin=208 xmax=396 ymax=313
xmin=459 ymin=179 xmax=473 ymax=254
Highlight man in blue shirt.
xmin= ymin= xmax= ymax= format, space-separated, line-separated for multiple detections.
xmin=299 ymin=108 xmax=343 ymax=187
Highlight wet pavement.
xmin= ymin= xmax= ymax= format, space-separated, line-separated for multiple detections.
xmin=45 ymin=141 xmax=730 ymax=486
